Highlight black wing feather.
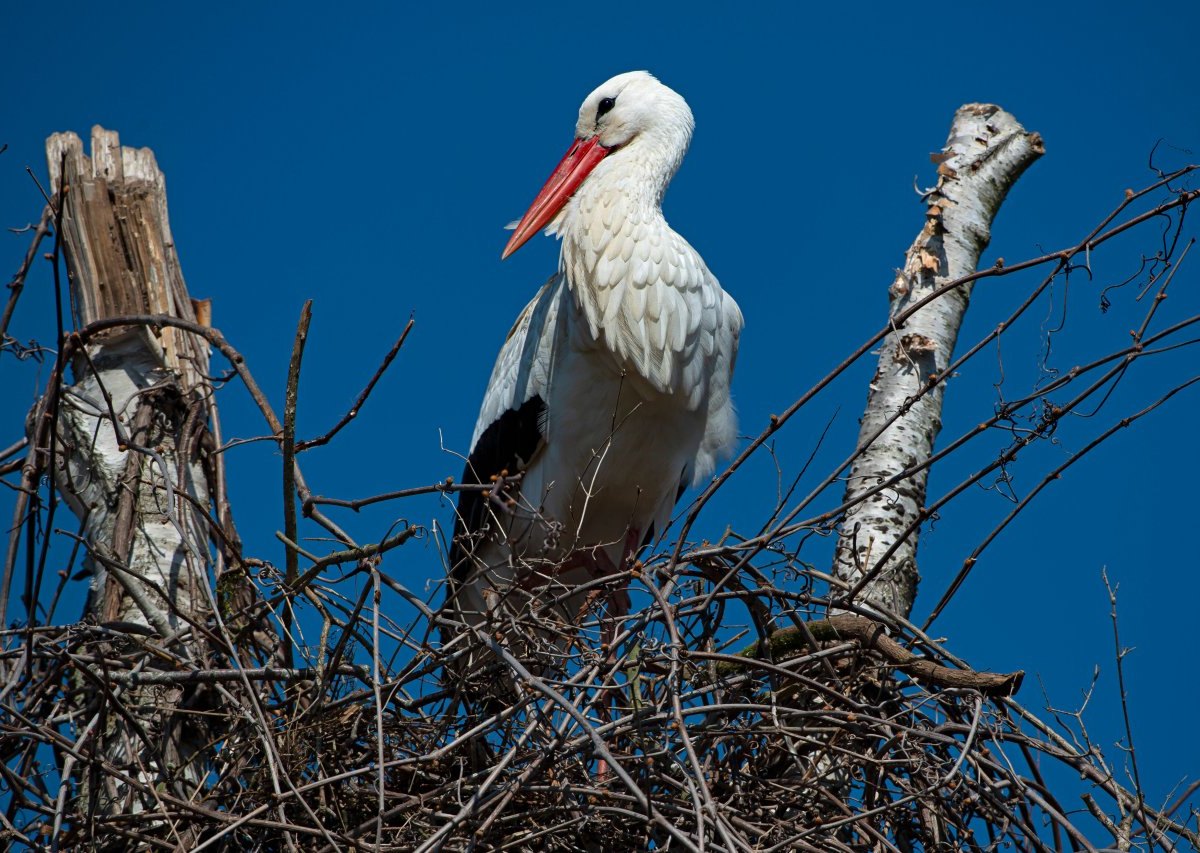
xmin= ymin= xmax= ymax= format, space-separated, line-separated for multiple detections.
xmin=448 ymin=395 xmax=547 ymax=589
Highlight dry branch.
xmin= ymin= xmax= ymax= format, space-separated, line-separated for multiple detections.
xmin=710 ymin=615 xmax=1024 ymax=696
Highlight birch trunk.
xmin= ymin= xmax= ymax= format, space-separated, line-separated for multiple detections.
xmin=45 ymin=127 xmax=216 ymax=823
xmin=832 ymin=105 xmax=1044 ymax=619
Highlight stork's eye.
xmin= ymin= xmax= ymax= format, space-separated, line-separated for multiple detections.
xmin=596 ymin=97 xmax=616 ymax=121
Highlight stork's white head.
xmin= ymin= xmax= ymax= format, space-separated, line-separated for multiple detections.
xmin=573 ymin=71 xmax=694 ymax=155
xmin=502 ymin=71 xmax=694 ymax=259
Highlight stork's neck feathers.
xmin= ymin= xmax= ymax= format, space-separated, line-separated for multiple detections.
xmin=557 ymin=119 xmax=714 ymax=401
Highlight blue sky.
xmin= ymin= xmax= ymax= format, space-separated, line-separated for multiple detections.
xmin=3 ymin=1 xmax=1198 ymax=835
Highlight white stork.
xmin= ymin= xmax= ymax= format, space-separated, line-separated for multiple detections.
xmin=446 ymin=70 xmax=742 ymax=683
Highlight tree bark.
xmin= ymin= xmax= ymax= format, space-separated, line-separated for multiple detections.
xmin=832 ymin=105 xmax=1044 ymax=619
xmin=45 ymin=127 xmax=217 ymax=825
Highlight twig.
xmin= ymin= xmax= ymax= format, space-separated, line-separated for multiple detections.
xmin=296 ymin=316 xmax=414 ymax=451
xmin=0 ymin=204 xmax=52 ymax=346
xmin=281 ymin=300 xmax=312 ymax=669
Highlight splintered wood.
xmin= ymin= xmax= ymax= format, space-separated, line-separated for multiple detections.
xmin=47 ymin=126 xmax=209 ymax=392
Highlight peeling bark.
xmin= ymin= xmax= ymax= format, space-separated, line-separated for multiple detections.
xmin=45 ymin=127 xmax=216 ymax=824
xmin=832 ymin=105 xmax=1044 ymax=618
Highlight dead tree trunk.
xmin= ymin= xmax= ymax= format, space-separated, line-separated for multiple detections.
xmin=832 ymin=105 xmax=1044 ymax=619
xmin=45 ymin=127 xmax=218 ymax=828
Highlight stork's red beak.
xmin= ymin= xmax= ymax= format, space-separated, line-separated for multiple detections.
xmin=502 ymin=136 xmax=610 ymax=259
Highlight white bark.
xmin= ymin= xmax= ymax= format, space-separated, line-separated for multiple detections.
xmin=832 ymin=105 xmax=1044 ymax=619
xmin=45 ymin=127 xmax=215 ymax=822
xmin=55 ymin=335 xmax=211 ymax=630
xmin=47 ymin=127 xmax=212 ymax=631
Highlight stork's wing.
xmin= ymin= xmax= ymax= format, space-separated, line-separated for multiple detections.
xmin=691 ymin=285 xmax=744 ymax=485
xmin=450 ymin=274 xmax=567 ymax=580
xmin=469 ymin=274 xmax=565 ymax=452
xmin=645 ymin=282 xmax=743 ymax=548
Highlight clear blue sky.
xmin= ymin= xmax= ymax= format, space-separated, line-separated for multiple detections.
xmin=3 ymin=1 xmax=1198 ymax=833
